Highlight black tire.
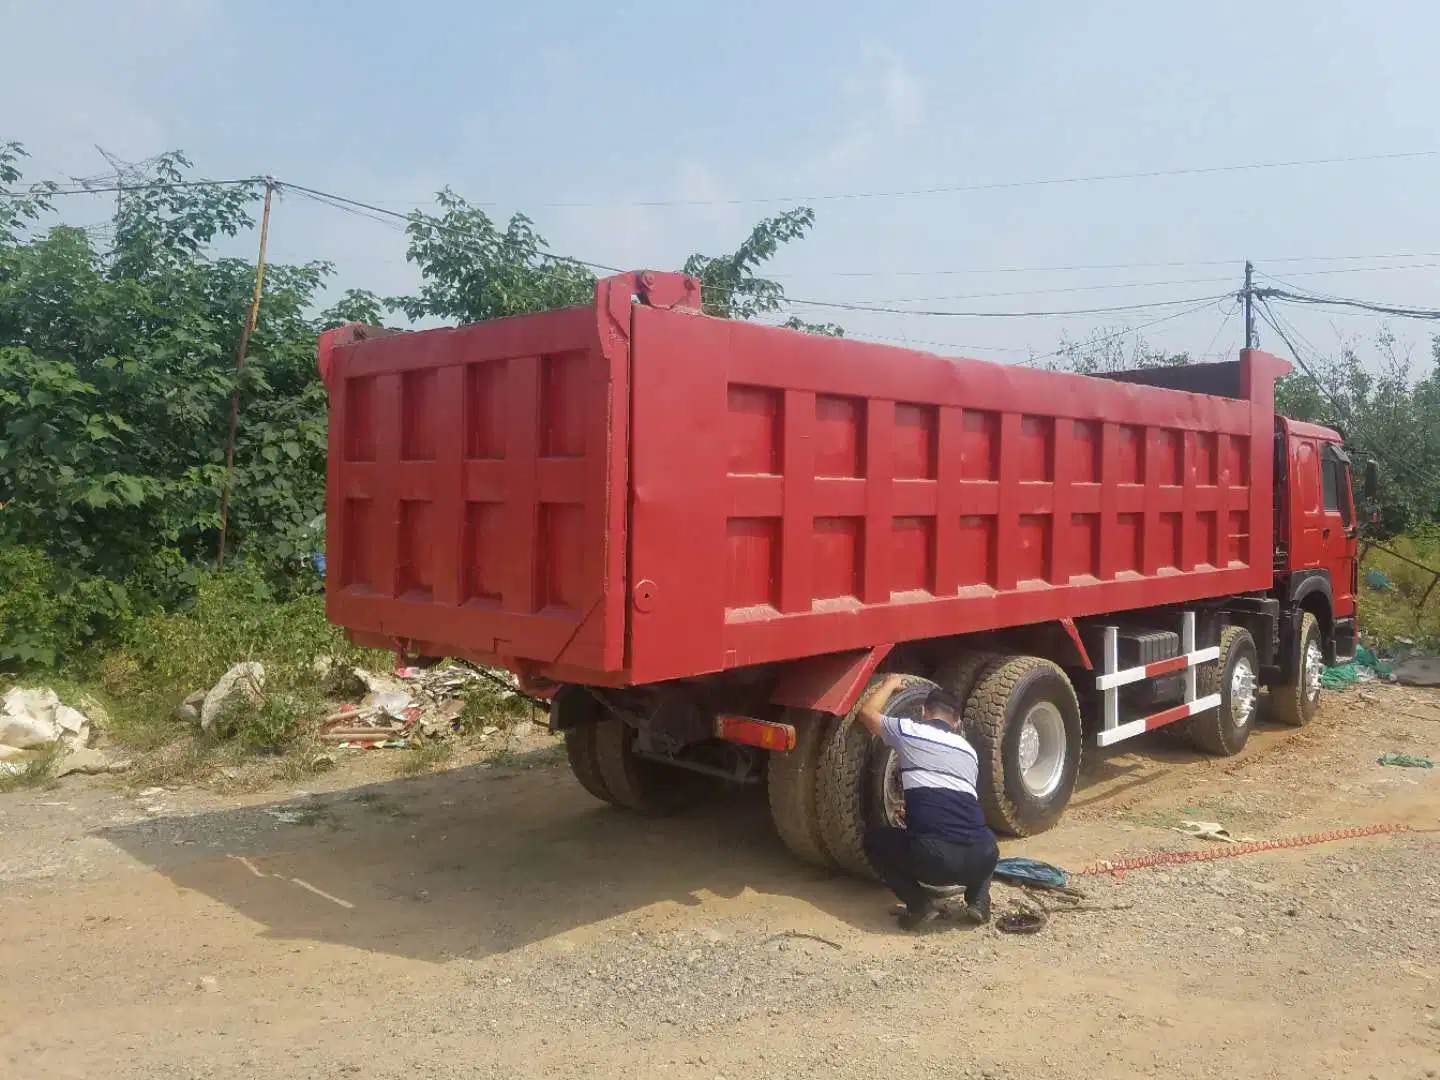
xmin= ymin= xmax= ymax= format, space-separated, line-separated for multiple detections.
xmin=862 ymin=652 xmax=998 ymax=833
xmin=1270 ymin=611 xmax=1323 ymax=727
xmin=817 ymin=674 xmax=933 ymax=879
xmin=592 ymin=716 xmax=697 ymax=816
xmin=556 ymin=687 xmax=616 ymax=805
xmin=767 ymin=709 xmax=839 ymax=867
xmin=965 ymin=656 xmax=1082 ymax=837
xmin=1181 ymin=626 xmax=1259 ymax=756
xmin=934 ymin=650 xmax=1001 ymax=715
xmin=861 ymin=678 xmax=941 ymax=832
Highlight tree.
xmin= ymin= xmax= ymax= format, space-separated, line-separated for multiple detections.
xmin=1273 ymin=329 xmax=1440 ymax=534
xmin=683 ymin=207 xmax=815 ymax=320
xmin=1048 ymin=327 xmax=1189 ymax=373
xmin=0 ymin=148 xmax=335 ymax=646
xmin=391 ymin=190 xmax=596 ymax=323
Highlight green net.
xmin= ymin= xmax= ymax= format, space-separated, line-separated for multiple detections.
xmin=1320 ymin=645 xmax=1392 ymax=690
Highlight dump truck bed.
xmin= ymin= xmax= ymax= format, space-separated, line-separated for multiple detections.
xmin=321 ymin=272 xmax=1286 ymax=687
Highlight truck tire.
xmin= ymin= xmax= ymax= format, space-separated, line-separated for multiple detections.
xmin=817 ymin=674 xmax=934 ymax=879
xmin=1180 ymin=626 xmax=1259 ymax=756
xmin=1270 ymin=611 xmax=1324 ymax=727
xmin=935 ymin=650 xmax=1001 ymax=719
xmin=556 ymin=688 xmax=616 ymax=805
xmin=863 ymin=652 xmax=998 ymax=832
xmin=766 ymin=709 xmax=839 ymax=867
xmin=593 ymin=716 xmax=696 ymax=816
xmin=965 ymin=656 xmax=1082 ymax=837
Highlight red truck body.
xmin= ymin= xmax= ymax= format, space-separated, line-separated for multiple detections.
xmin=322 ymin=272 xmax=1293 ymax=684
xmin=319 ymin=271 xmax=1358 ymax=847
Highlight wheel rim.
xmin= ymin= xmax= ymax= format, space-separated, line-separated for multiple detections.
xmin=1230 ymin=656 xmax=1258 ymax=728
xmin=1303 ymin=639 xmax=1324 ymax=702
xmin=881 ymin=751 xmax=905 ymax=826
xmin=1017 ymin=701 xmax=1067 ymax=799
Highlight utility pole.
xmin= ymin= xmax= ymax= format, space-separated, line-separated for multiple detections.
xmin=217 ymin=178 xmax=276 ymax=571
xmin=1242 ymin=259 xmax=1256 ymax=349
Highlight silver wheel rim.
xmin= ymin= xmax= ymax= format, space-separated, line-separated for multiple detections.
xmin=881 ymin=750 xmax=905 ymax=826
xmin=1017 ymin=701 xmax=1067 ymax=799
xmin=1303 ymin=639 xmax=1324 ymax=702
xmin=1230 ymin=655 xmax=1257 ymax=728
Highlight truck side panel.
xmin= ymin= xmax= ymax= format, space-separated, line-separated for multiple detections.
xmin=324 ymin=301 xmax=628 ymax=674
xmin=628 ymin=308 xmax=1283 ymax=683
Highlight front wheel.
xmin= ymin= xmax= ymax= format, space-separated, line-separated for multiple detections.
xmin=1182 ymin=626 xmax=1258 ymax=756
xmin=1270 ymin=612 xmax=1324 ymax=727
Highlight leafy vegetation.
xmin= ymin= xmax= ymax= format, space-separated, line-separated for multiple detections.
xmin=0 ymin=142 xmax=826 ymax=674
xmin=2 ymin=137 xmax=1437 ymax=780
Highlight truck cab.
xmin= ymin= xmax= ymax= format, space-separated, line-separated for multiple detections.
xmin=1274 ymin=417 xmax=1360 ymax=691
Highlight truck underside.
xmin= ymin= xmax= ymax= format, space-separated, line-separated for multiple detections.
xmin=549 ymin=575 xmax=1345 ymax=876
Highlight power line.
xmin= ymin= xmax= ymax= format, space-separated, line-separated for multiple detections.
xmin=768 ymin=250 xmax=1440 ymax=280
xmin=9 ymin=147 xmax=1435 ymax=210
xmin=1018 ymin=298 xmax=1229 ymax=367
xmin=1256 ymin=300 xmax=1438 ymax=496
xmin=786 ymin=292 xmax=1232 ymax=319
xmin=1260 ymin=278 xmax=1440 ymax=320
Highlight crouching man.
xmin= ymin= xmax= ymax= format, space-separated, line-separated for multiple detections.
xmin=857 ymin=673 xmax=999 ymax=931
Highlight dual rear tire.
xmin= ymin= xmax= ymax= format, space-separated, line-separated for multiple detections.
xmin=765 ymin=655 xmax=1086 ymax=877
xmin=558 ymin=687 xmax=699 ymax=816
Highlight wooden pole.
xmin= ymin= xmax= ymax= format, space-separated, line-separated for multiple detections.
xmin=217 ymin=178 xmax=275 ymax=570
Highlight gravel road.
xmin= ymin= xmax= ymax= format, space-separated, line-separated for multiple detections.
xmin=0 ymin=685 xmax=1436 ymax=1079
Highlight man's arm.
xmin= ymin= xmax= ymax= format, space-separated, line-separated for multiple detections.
xmin=855 ymin=673 xmax=908 ymax=737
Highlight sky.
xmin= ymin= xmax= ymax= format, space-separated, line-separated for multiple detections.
xmin=3 ymin=0 xmax=1438 ymax=369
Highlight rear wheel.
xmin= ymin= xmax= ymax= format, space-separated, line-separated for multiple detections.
xmin=817 ymin=674 xmax=933 ymax=879
xmin=556 ymin=687 xmax=616 ymax=806
xmin=1270 ymin=611 xmax=1324 ymax=727
xmin=593 ymin=716 xmax=698 ymax=816
xmin=964 ymin=656 xmax=1082 ymax=836
xmin=865 ymin=651 xmax=998 ymax=833
xmin=1182 ymin=626 xmax=1258 ymax=756
xmin=766 ymin=709 xmax=838 ymax=867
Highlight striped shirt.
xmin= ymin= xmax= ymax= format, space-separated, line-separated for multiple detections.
xmin=878 ymin=715 xmax=994 ymax=845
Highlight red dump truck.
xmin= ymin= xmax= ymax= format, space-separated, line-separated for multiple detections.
xmin=317 ymin=270 xmax=1362 ymax=874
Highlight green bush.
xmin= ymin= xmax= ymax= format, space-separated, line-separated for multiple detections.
xmin=97 ymin=564 xmax=376 ymax=753
xmin=0 ymin=543 xmax=132 ymax=669
xmin=1359 ymin=526 xmax=1440 ymax=650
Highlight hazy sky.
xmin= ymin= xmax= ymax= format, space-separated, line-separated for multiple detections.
xmin=3 ymin=0 xmax=1437 ymax=368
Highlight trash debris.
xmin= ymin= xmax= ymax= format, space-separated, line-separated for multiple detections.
xmin=996 ymin=911 xmax=1047 ymax=935
xmin=0 ymin=687 xmax=100 ymax=773
xmin=1376 ymin=753 xmax=1434 ymax=768
xmin=1321 ymin=645 xmax=1392 ymax=690
xmin=199 ymin=662 xmax=266 ymax=733
xmin=1390 ymin=654 xmax=1440 ymax=689
xmin=993 ymin=857 xmax=1070 ymax=890
xmin=312 ymin=660 xmax=546 ymax=751
xmin=1172 ymin=820 xmax=1256 ymax=843
xmin=1364 ymin=568 xmax=1395 ymax=592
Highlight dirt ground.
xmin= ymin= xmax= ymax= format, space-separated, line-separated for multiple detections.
xmin=1 ymin=685 xmax=1437 ymax=1080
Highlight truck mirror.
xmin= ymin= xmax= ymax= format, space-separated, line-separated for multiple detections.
xmin=1363 ymin=460 xmax=1379 ymax=501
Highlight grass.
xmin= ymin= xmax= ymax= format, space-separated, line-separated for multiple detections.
xmin=61 ymin=566 xmax=387 ymax=784
xmin=398 ymin=739 xmax=454 ymax=776
xmin=1358 ymin=527 xmax=1440 ymax=651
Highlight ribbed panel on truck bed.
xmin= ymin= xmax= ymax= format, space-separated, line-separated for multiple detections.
xmin=323 ymin=301 xmax=627 ymax=675
xmin=626 ymin=308 xmax=1285 ymax=683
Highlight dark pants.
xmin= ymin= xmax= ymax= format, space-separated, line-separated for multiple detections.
xmin=863 ymin=826 xmax=999 ymax=914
